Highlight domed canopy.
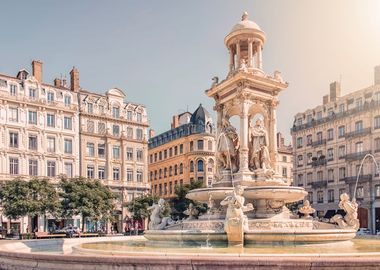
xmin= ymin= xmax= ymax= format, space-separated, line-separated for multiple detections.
xmin=190 ymin=104 xmax=212 ymax=125
xmin=230 ymin=12 xmax=261 ymax=33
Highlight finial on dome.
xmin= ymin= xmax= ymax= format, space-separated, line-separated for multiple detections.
xmin=242 ymin=11 xmax=248 ymax=21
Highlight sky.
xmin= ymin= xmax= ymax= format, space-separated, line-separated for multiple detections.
xmin=1 ymin=0 xmax=380 ymax=142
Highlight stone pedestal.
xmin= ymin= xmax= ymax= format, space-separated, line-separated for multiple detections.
xmin=224 ymin=218 xmax=244 ymax=246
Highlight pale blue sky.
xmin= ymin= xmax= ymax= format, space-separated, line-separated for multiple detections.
xmin=1 ymin=0 xmax=380 ymax=142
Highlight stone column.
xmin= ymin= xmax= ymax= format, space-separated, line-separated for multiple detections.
xmin=256 ymin=43 xmax=263 ymax=69
xmin=229 ymin=48 xmax=234 ymax=72
xmin=270 ymin=103 xmax=278 ymax=170
xmin=248 ymin=39 xmax=253 ymax=68
xmin=236 ymin=41 xmax=241 ymax=69
xmin=239 ymin=100 xmax=250 ymax=173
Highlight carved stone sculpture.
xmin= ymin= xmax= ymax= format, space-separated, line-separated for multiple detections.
xmin=147 ymin=198 xmax=171 ymax=230
xmin=299 ymin=200 xmax=316 ymax=219
xmin=220 ymin=185 xmax=253 ymax=245
xmin=330 ymin=193 xmax=360 ymax=230
xmin=217 ymin=117 xmax=240 ymax=172
xmin=248 ymin=118 xmax=274 ymax=175
xmin=183 ymin=203 xmax=199 ymax=220
xmin=239 ymin=59 xmax=248 ymax=72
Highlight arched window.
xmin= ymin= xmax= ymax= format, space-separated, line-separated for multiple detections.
xmin=179 ymin=163 xmax=183 ymax=174
xmin=197 ymin=160 xmax=204 ymax=172
xmin=164 ymin=168 xmax=167 ymax=177
xmin=159 ymin=169 xmax=162 ymax=179
xmin=174 ymin=165 xmax=178 ymax=175
xmin=169 ymin=166 xmax=173 ymax=176
xmin=190 ymin=161 xmax=194 ymax=172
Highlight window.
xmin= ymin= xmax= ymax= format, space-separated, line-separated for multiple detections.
xmin=375 ymin=138 xmax=380 ymax=152
xmin=297 ymin=174 xmax=303 ymax=185
xmin=190 ymin=161 xmax=194 ymax=172
xmin=112 ymin=125 xmax=120 ymax=136
xmin=164 ymin=150 xmax=167 ymax=159
xmin=159 ymin=151 xmax=162 ymax=160
xmin=306 ymin=134 xmax=312 ymax=145
xmin=87 ymin=166 xmax=94 ymax=179
xmin=127 ymin=169 xmax=133 ymax=181
xmin=356 ymin=186 xmax=364 ymax=198
xmin=339 ymin=104 xmax=345 ymax=113
xmin=64 ymin=95 xmax=71 ymax=106
xmin=9 ymin=158 xmax=19 ymax=175
xmin=317 ymin=191 xmax=324 ymax=203
xmin=87 ymin=103 xmax=93 ymax=113
xmin=180 ymin=163 xmax=183 ymax=174
xmin=112 ymin=107 xmax=120 ymax=118
xmin=317 ymin=170 xmax=323 ymax=181
xmin=64 ymin=162 xmax=73 ymax=178
xmin=308 ymin=192 xmax=313 ymax=204
xmin=64 ymin=117 xmax=72 ymax=130
xmin=282 ymin=156 xmax=287 ymax=162
xmin=327 ymin=129 xmax=334 ymax=140
xmin=356 ymin=98 xmax=363 ymax=109
xmin=29 ymin=159 xmax=38 ymax=176
xmin=10 ymin=84 xmax=17 ymax=96
xmin=180 ymin=144 xmax=184 ymax=154
xmin=136 ymin=129 xmax=143 ymax=140
xmin=297 ymin=155 xmax=303 ymax=166
xmin=113 ymin=168 xmax=120 ymax=180
xmin=137 ymin=170 xmax=143 ymax=182
xmin=136 ymin=149 xmax=143 ymax=161
xmin=174 ymin=164 xmax=178 ymax=175
xmin=307 ymin=172 xmax=313 ymax=185
xmin=98 ymin=167 xmax=105 ymax=179
xmin=327 ymin=148 xmax=334 ymax=161
xmin=355 ymin=120 xmax=363 ymax=131
xmin=297 ymin=118 xmax=302 ymax=125
xmin=307 ymin=114 xmax=312 ymax=123
xmin=375 ymin=185 xmax=380 ymax=198
xmin=64 ymin=139 xmax=72 ymax=154
xmin=306 ymin=153 xmax=312 ymax=164
xmin=327 ymin=169 xmax=334 ymax=181
xmin=197 ymin=140 xmax=204 ymax=150
xmin=168 ymin=167 xmax=172 ymax=177
xmin=9 ymin=108 xmax=18 ymax=122
xmin=47 ymin=137 xmax=55 ymax=152
xmin=86 ymin=143 xmax=95 ymax=156
xmin=46 ymin=114 xmax=55 ymax=127
xmin=355 ymin=141 xmax=363 ymax=153
xmin=28 ymin=111 xmax=37 ymax=124
xmin=296 ymin=137 xmax=303 ymax=148
xmin=338 ymin=126 xmax=345 ymax=137
xmin=27 ymin=135 xmax=37 ymax=150
xmin=126 ymin=147 xmax=133 ymax=160
xmin=338 ymin=145 xmax=346 ymax=158
xmin=47 ymin=161 xmax=56 ymax=177
xmin=87 ymin=120 xmax=94 ymax=133
xmin=339 ymin=167 xmax=346 ymax=180
xmin=29 ymin=88 xmax=37 ymax=99
xmin=113 ymin=146 xmax=120 ymax=159
xmin=316 ymin=132 xmax=323 ymax=141
xmin=190 ymin=141 xmax=194 ymax=151
xmin=169 ymin=182 xmax=173 ymax=194
xmin=97 ymin=122 xmax=106 ymax=135
xmin=127 ymin=127 xmax=133 ymax=139
xmin=197 ymin=160 xmax=204 ymax=172
xmin=164 ymin=183 xmax=168 ymax=195
xmin=327 ymin=108 xmax=334 ymax=117
xmin=9 ymin=132 xmax=18 ymax=148
xmin=169 ymin=148 xmax=173 ymax=157
xmin=127 ymin=111 xmax=132 ymax=120
xmin=282 ymin=167 xmax=287 ymax=177
xmin=98 ymin=144 xmax=105 ymax=158
xmin=316 ymin=111 xmax=322 ymax=120
xmin=47 ymin=92 xmax=54 ymax=103
xmin=137 ymin=112 xmax=142 ymax=122
xmin=328 ymin=190 xmax=334 ymax=202
xmin=375 ymin=116 xmax=380 ymax=129
xmin=174 ymin=146 xmax=178 ymax=155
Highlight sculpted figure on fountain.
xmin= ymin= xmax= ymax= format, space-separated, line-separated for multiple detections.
xmin=183 ymin=203 xmax=199 ymax=220
xmin=216 ymin=117 xmax=240 ymax=173
xmin=248 ymin=118 xmax=274 ymax=176
xmin=299 ymin=200 xmax=316 ymax=219
xmin=330 ymin=193 xmax=360 ymax=230
xmin=147 ymin=198 xmax=171 ymax=230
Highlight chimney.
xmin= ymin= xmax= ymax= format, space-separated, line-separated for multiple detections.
xmin=149 ymin=129 xmax=155 ymax=138
xmin=329 ymin=81 xmax=341 ymax=102
xmin=70 ymin=67 xmax=79 ymax=92
xmin=171 ymin=115 xmax=179 ymax=129
xmin=375 ymin=65 xmax=380 ymax=85
xmin=54 ymin=78 xmax=62 ymax=87
xmin=323 ymin=95 xmax=329 ymax=105
xmin=32 ymin=60 xmax=43 ymax=83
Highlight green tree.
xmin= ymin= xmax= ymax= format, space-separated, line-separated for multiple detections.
xmin=28 ymin=178 xmax=60 ymax=219
xmin=171 ymin=180 xmax=207 ymax=219
xmin=126 ymin=194 xmax=171 ymax=221
xmin=59 ymin=177 xmax=116 ymax=232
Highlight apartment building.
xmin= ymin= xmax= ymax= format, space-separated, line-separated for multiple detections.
xmin=291 ymin=66 xmax=380 ymax=233
xmin=276 ymin=132 xmax=293 ymax=184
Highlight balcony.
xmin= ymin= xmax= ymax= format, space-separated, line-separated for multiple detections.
xmin=344 ymin=150 xmax=372 ymax=161
xmin=344 ymin=128 xmax=371 ymax=139
xmin=312 ymin=139 xmax=326 ymax=147
xmin=311 ymin=180 xmax=328 ymax=189
xmin=343 ymin=174 xmax=372 ymax=184
xmin=311 ymin=158 xmax=327 ymax=167
xmin=291 ymin=100 xmax=380 ymax=133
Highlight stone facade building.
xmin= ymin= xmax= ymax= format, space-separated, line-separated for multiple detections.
xmin=276 ymin=132 xmax=293 ymax=184
xmin=0 ymin=60 xmax=149 ymax=234
xmin=291 ymin=66 xmax=380 ymax=233
xmin=148 ymin=105 xmax=215 ymax=199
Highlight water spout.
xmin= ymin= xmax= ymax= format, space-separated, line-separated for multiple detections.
xmin=354 ymin=153 xmax=380 ymax=200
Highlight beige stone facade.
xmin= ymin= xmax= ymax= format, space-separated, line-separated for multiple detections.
xmin=276 ymin=132 xmax=293 ymax=184
xmin=291 ymin=68 xmax=380 ymax=233
xmin=148 ymin=105 xmax=216 ymax=199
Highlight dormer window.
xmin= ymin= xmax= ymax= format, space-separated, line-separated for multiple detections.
xmin=112 ymin=106 xmax=120 ymax=118
xmin=47 ymin=92 xmax=54 ymax=103
xmin=87 ymin=103 xmax=93 ymax=113
xmin=137 ymin=112 xmax=142 ymax=122
xmin=127 ymin=111 xmax=133 ymax=121
xmin=10 ymin=84 xmax=17 ymax=96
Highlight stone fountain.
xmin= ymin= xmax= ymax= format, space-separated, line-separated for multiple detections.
xmin=144 ymin=12 xmax=358 ymax=246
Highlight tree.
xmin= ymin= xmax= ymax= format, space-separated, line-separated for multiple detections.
xmin=28 ymin=178 xmax=60 ymax=219
xmin=171 ymin=181 xmax=207 ymax=219
xmin=126 ymin=194 xmax=159 ymax=221
xmin=59 ymin=177 xmax=116 ymax=232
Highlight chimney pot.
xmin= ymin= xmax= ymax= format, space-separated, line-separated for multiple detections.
xmin=54 ymin=78 xmax=62 ymax=87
